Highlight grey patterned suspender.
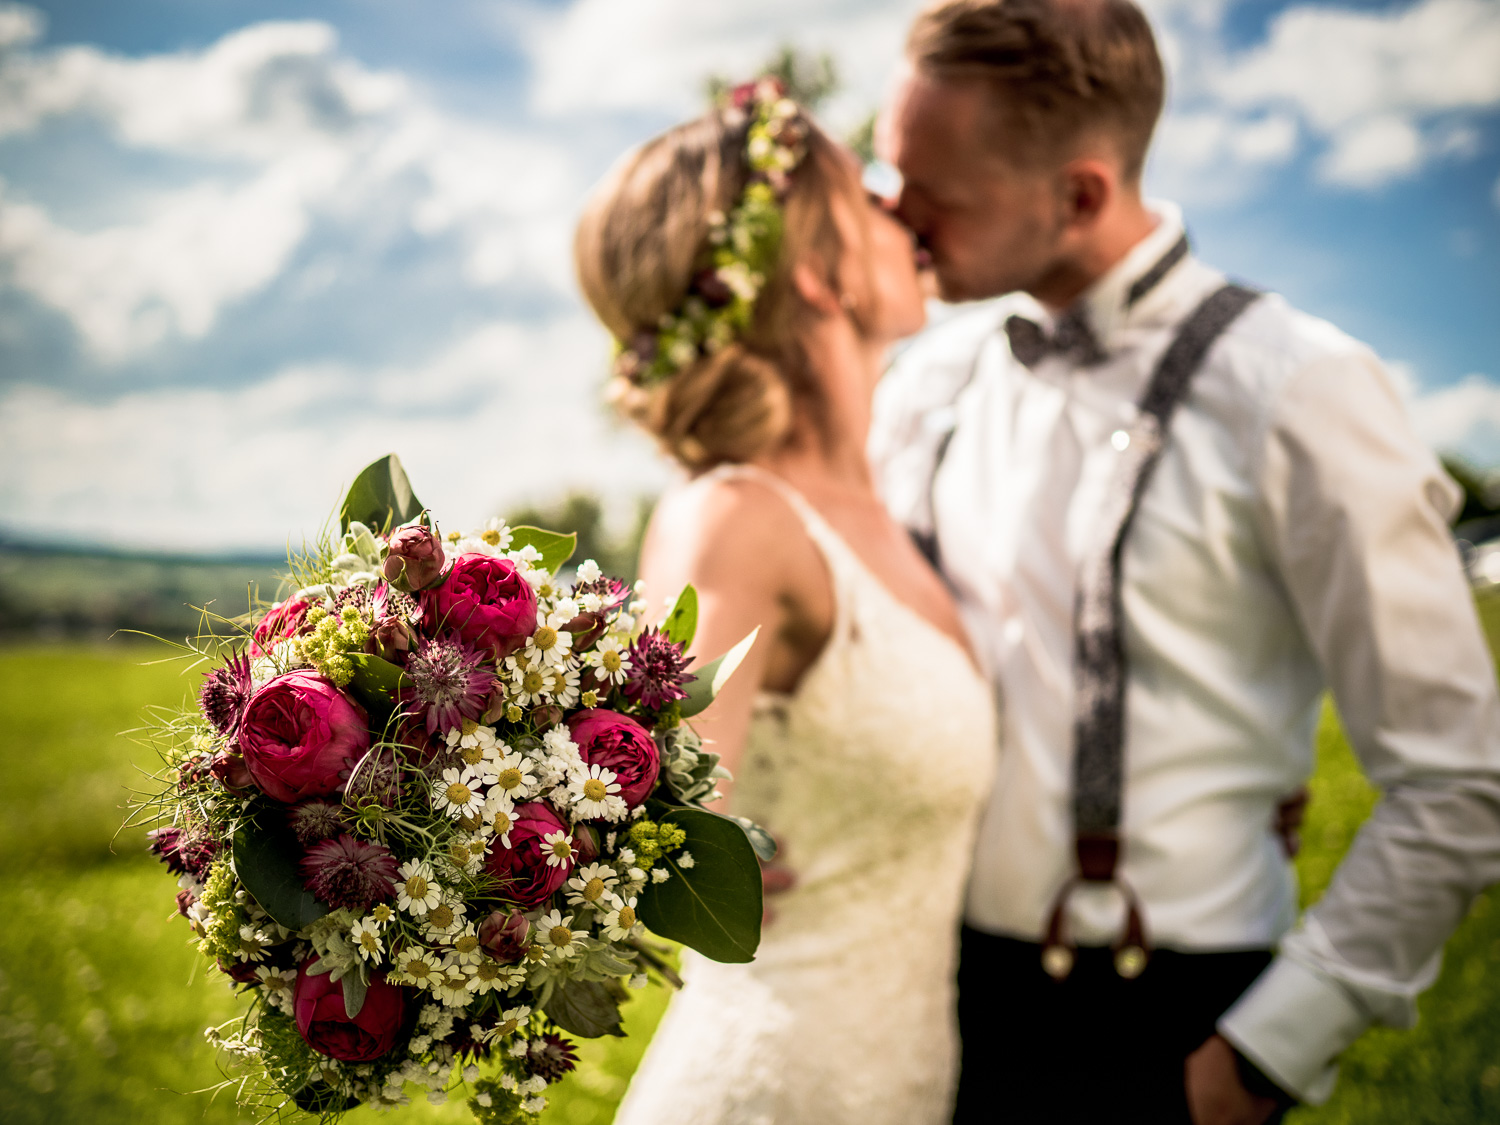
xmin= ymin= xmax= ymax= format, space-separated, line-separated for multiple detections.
xmin=1041 ymin=281 xmax=1262 ymax=981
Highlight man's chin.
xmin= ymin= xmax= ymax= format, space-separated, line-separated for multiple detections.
xmin=931 ymin=265 xmax=1013 ymax=304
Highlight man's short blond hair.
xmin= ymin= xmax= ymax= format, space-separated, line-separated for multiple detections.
xmin=907 ymin=0 xmax=1165 ymax=182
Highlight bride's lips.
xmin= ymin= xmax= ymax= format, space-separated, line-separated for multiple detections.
xmin=914 ymin=246 xmax=934 ymax=271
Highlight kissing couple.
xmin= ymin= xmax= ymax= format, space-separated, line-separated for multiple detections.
xmin=571 ymin=2 xmax=1500 ymax=1123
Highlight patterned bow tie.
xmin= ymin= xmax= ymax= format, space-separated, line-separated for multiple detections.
xmin=1004 ymin=308 xmax=1107 ymax=369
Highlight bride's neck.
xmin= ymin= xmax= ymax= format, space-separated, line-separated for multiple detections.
xmin=760 ymin=317 xmax=884 ymax=491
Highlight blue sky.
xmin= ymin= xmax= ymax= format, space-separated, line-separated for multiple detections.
xmin=1 ymin=0 xmax=1497 ymax=551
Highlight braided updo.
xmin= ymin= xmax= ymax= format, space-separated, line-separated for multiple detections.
xmin=574 ymin=108 xmax=859 ymax=471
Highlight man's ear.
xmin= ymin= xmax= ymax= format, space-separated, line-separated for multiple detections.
xmin=792 ymin=260 xmax=842 ymax=317
xmin=1057 ymin=157 xmax=1114 ymax=231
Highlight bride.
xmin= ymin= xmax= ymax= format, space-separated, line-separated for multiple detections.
xmin=573 ymin=82 xmax=997 ymax=1125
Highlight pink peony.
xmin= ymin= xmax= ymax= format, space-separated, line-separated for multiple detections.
xmin=239 ymin=671 xmax=370 ymax=803
xmin=566 ymin=709 xmax=661 ymax=807
xmin=483 ymin=801 xmax=576 ymax=908
xmin=252 ymin=598 xmax=313 ymax=657
xmin=420 ymin=554 xmax=537 ymax=659
xmin=381 ymin=525 xmax=446 ymax=593
xmin=294 ymin=959 xmax=406 ymax=1062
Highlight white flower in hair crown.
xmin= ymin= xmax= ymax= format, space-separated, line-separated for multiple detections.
xmin=613 ymin=78 xmax=809 ymax=387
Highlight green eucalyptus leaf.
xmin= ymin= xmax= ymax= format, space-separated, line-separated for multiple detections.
xmin=679 ymin=626 xmax=760 ymax=718
xmin=637 ymin=806 xmax=762 ymax=964
xmin=345 ymin=653 xmax=406 ymax=727
xmin=340 ymin=454 xmax=424 ymax=535
xmin=232 ymin=816 xmax=329 ymax=931
xmin=508 ymin=526 xmax=577 ymax=574
xmin=542 ymin=978 xmax=625 ymax=1038
xmin=662 ymin=584 xmax=698 ymax=647
xmin=725 ymin=814 xmax=779 ymax=862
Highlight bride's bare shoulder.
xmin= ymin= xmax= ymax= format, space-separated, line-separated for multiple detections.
xmin=640 ymin=471 xmax=817 ymax=592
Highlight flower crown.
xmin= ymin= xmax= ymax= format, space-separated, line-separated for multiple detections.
xmin=613 ymin=78 xmax=810 ymax=387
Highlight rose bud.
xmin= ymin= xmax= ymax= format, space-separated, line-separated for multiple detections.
xmin=209 ymin=750 xmax=256 ymax=794
xmin=420 ymin=554 xmax=537 ymax=659
xmin=175 ymin=889 xmax=196 ymax=917
xmin=252 ymin=597 xmax=313 ymax=657
xmin=562 ymin=611 xmax=607 ymax=652
xmin=219 ymin=958 xmax=260 ymax=984
xmin=566 ymin=709 xmax=661 ymax=807
xmin=530 ymin=704 xmax=563 ymax=733
xmin=238 ymin=671 xmax=370 ymax=803
xmin=478 ymin=910 xmax=531 ymax=963
xmin=369 ymin=612 xmax=417 ymax=663
xmin=294 ymin=959 xmax=406 ymax=1062
xmin=573 ymin=824 xmax=601 ymax=865
xmin=483 ymin=800 xmax=577 ymax=908
xmin=381 ymin=525 xmax=446 ymax=594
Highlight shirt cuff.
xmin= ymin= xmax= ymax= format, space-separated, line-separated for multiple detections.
xmin=1216 ymin=955 xmax=1369 ymax=1104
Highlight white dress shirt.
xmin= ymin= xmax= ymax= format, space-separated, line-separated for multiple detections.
xmin=869 ymin=202 xmax=1500 ymax=1103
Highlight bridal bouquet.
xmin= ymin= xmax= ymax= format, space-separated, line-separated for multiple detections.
xmin=135 ymin=455 xmax=767 ymax=1123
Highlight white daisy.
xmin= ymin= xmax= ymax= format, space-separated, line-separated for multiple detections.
xmin=540 ymin=829 xmax=575 ymax=869
xmin=431 ymin=768 xmax=485 ymax=819
xmin=255 ymin=965 xmax=297 ymax=1013
xmin=447 ymin=924 xmax=484 ymax=966
xmin=235 ymin=924 xmax=274 ymax=963
xmin=547 ymin=663 xmax=582 ymax=708
xmin=477 ymin=1004 xmax=532 ymax=1044
xmin=564 ymin=862 xmax=619 ymax=909
xmin=598 ymin=894 xmax=641 ymax=942
xmin=368 ymin=902 xmax=395 ymax=927
xmin=483 ymin=799 xmax=517 ymax=848
xmin=567 ymin=763 xmax=628 ymax=822
xmin=581 ymin=635 xmax=632 ymax=687
xmin=390 ymin=948 xmax=444 ymax=990
xmin=350 ymin=917 xmax=385 ymax=962
xmin=535 ymin=910 xmax=587 ymax=958
xmin=506 ymin=658 xmax=552 ymax=708
xmin=434 ymin=967 xmax=474 ymax=1008
xmin=396 ymin=861 xmax=443 ymax=916
xmin=422 ymin=898 xmax=468 ymax=939
xmin=467 ymin=959 xmax=525 ymax=996
xmin=489 ymin=751 xmax=536 ymax=805
xmin=523 ymin=610 xmax=574 ymax=669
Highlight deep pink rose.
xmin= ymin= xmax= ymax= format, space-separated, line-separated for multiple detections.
xmin=382 ymin=526 xmax=446 ymax=593
xmin=420 ymin=554 xmax=537 ymax=659
xmin=566 ymin=709 xmax=660 ymax=807
xmin=294 ymin=959 xmax=406 ymax=1062
xmin=252 ymin=598 xmax=312 ymax=657
xmin=239 ymin=671 xmax=370 ymax=803
xmin=484 ymin=801 xmax=575 ymax=908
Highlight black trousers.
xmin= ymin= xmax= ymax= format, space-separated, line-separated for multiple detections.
xmin=953 ymin=927 xmax=1280 ymax=1125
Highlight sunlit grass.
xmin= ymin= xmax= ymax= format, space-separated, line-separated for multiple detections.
xmin=1 ymin=591 xmax=1496 ymax=1122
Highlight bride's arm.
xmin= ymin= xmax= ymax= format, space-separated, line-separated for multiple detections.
xmin=635 ymin=476 xmax=832 ymax=812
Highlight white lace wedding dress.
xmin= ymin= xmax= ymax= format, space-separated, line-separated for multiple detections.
xmin=613 ymin=466 xmax=998 ymax=1125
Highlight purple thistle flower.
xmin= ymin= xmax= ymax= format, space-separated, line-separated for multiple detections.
xmin=401 ymin=635 xmax=496 ymax=735
xmin=299 ymin=833 xmax=400 ymax=912
xmin=623 ymin=628 xmax=696 ymax=711
xmin=199 ymin=651 xmax=254 ymax=738
xmin=287 ymin=798 xmax=348 ymax=846
xmin=524 ymin=1033 xmax=579 ymax=1082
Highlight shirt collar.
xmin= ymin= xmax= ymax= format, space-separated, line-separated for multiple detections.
xmin=1071 ymin=200 xmax=1188 ymax=351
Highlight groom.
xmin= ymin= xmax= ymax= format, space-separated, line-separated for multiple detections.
xmin=868 ymin=2 xmax=1500 ymax=1123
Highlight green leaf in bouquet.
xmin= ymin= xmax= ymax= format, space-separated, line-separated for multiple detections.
xmin=345 ymin=652 xmax=407 ymax=726
xmin=724 ymin=813 xmax=779 ymax=862
xmin=542 ymin=978 xmax=625 ymax=1038
xmin=678 ymin=626 xmax=760 ymax=718
xmin=341 ymin=972 xmax=369 ymax=1018
xmin=637 ymin=806 xmax=762 ymax=964
xmin=662 ymin=584 xmax=698 ymax=647
xmin=508 ymin=526 xmax=577 ymax=574
xmin=340 ymin=454 xmax=425 ymax=535
xmin=232 ymin=816 xmax=329 ymax=931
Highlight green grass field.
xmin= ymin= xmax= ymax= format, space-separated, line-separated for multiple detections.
xmin=1 ymin=595 xmax=1497 ymax=1122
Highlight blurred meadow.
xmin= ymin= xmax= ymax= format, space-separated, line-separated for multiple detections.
xmin=0 ymin=591 xmax=1496 ymax=1123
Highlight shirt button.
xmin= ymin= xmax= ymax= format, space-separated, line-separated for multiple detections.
xmin=1110 ymin=429 xmax=1131 ymax=451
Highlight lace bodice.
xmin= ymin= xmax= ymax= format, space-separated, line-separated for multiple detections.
xmin=614 ymin=467 xmax=997 ymax=1125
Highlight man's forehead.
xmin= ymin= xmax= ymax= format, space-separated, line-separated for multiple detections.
xmin=884 ymin=71 xmax=1006 ymax=182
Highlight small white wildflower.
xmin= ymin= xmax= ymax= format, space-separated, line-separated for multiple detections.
xmin=431 ymin=768 xmax=484 ymax=819
xmin=350 ymin=917 xmax=384 ymax=962
xmin=651 ymin=867 xmax=671 ymax=884
xmin=396 ymin=861 xmax=443 ymax=915
xmin=677 ymin=850 xmax=695 ymax=869
xmin=535 ymin=909 xmax=587 ymax=958
xmin=541 ymin=829 xmax=575 ymax=868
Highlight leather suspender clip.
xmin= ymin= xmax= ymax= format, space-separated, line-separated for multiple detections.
xmin=1040 ymin=831 xmax=1150 ymax=981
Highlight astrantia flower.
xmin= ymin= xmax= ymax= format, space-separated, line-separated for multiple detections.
xmin=396 ymin=860 xmax=443 ymax=916
xmin=581 ymin=636 xmax=632 ymax=687
xmin=200 ymin=651 xmax=255 ymax=737
xmin=287 ymin=798 xmax=347 ymax=846
xmin=564 ymin=863 xmax=618 ymax=909
xmin=299 ymin=834 xmax=400 ymax=913
xmin=566 ymin=764 xmax=627 ymax=823
xmin=623 ymin=628 xmax=696 ymax=710
xmin=402 ymin=637 xmax=496 ymax=735
xmin=535 ymin=910 xmax=586 ymax=958
xmin=147 ymin=825 xmax=220 ymax=880
xmin=525 ymin=1033 xmax=579 ymax=1082
xmin=432 ymin=767 xmax=485 ymax=819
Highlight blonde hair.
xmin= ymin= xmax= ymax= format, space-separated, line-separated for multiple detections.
xmin=574 ymin=109 xmax=860 ymax=471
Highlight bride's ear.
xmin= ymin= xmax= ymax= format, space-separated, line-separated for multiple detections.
xmin=791 ymin=260 xmax=843 ymax=318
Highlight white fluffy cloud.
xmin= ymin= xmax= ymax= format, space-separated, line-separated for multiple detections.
xmin=1405 ymin=374 xmax=1500 ymax=471
xmin=1213 ymin=0 xmax=1500 ymax=187
xmin=0 ymin=313 xmax=670 ymax=551
xmin=0 ymin=17 xmax=578 ymax=361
